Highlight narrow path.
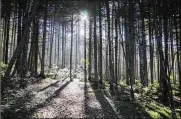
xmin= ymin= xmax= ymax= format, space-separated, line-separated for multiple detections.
xmin=2 ymin=69 xmax=175 ymax=119
xmin=30 ymin=70 xmax=118 ymax=118
xmin=2 ymin=69 xmax=152 ymax=119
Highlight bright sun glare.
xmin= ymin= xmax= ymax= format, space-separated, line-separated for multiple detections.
xmin=81 ymin=10 xmax=88 ymax=20
xmin=79 ymin=10 xmax=88 ymax=35
xmin=80 ymin=29 xmax=84 ymax=36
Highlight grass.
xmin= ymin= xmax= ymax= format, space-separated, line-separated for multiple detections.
xmin=108 ymin=79 xmax=181 ymax=119
xmin=146 ymin=110 xmax=161 ymax=118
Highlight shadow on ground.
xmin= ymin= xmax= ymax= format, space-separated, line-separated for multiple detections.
xmin=84 ymin=81 xmax=152 ymax=119
xmin=38 ymin=81 xmax=60 ymax=92
xmin=84 ymin=81 xmax=118 ymax=118
xmin=2 ymin=80 xmax=71 ymax=119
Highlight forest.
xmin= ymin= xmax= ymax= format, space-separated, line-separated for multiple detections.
xmin=0 ymin=0 xmax=181 ymax=118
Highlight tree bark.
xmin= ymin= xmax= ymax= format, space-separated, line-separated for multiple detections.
xmin=115 ymin=8 xmax=118 ymax=86
xmin=3 ymin=0 xmax=40 ymax=81
xmin=70 ymin=14 xmax=73 ymax=81
xmin=106 ymin=0 xmax=114 ymax=91
xmin=88 ymin=16 xmax=92 ymax=81
xmin=99 ymin=0 xmax=103 ymax=85
xmin=93 ymin=3 xmax=98 ymax=87
xmin=39 ymin=1 xmax=48 ymax=78
xmin=139 ymin=1 xmax=148 ymax=86
xmin=84 ymin=17 xmax=87 ymax=81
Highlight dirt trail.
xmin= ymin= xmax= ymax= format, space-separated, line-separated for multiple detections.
xmin=3 ymin=69 xmax=173 ymax=119
xmin=2 ymin=69 xmax=153 ymax=119
xmin=30 ymin=71 xmax=118 ymax=118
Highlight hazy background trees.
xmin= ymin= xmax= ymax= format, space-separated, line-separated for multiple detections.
xmin=0 ymin=0 xmax=181 ymax=118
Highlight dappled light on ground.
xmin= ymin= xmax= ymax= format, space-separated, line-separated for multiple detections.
xmin=1 ymin=70 xmax=180 ymax=119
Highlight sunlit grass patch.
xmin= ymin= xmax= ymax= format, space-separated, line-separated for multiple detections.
xmin=146 ymin=110 xmax=161 ymax=119
xmin=145 ymin=100 xmax=180 ymax=119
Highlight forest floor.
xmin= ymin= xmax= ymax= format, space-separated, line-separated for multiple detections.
xmin=1 ymin=68 xmax=181 ymax=119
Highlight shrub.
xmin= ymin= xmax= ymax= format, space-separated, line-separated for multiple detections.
xmin=0 ymin=61 xmax=8 ymax=80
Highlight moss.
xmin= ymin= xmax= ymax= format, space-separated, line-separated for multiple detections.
xmin=118 ymin=80 xmax=128 ymax=88
xmin=145 ymin=101 xmax=176 ymax=118
xmin=147 ymin=110 xmax=161 ymax=119
xmin=0 ymin=61 xmax=8 ymax=69
xmin=0 ymin=61 xmax=8 ymax=80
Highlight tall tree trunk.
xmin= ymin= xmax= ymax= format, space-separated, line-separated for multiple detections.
xmin=34 ymin=17 xmax=39 ymax=76
xmin=163 ymin=2 xmax=176 ymax=117
xmin=70 ymin=14 xmax=73 ymax=81
xmin=54 ymin=25 xmax=57 ymax=66
xmin=106 ymin=0 xmax=114 ymax=91
xmin=57 ymin=22 xmax=61 ymax=67
xmin=93 ymin=3 xmax=98 ymax=87
xmin=0 ymin=1 xmax=2 ymax=112
xmin=16 ymin=0 xmax=23 ymax=75
xmin=111 ymin=0 xmax=115 ymax=83
xmin=88 ymin=16 xmax=92 ymax=81
xmin=78 ymin=20 xmax=81 ymax=66
xmin=4 ymin=5 xmax=11 ymax=64
xmin=62 ymin=23 xmax=65 ymax=69
xmin=21 ymin=0 xmax=32 ymax=78
xmin=64 ymin=24 xmax=67 ymax=67
xmin=148 ymin=1 xmax=154 ymax=84
xmin=139 ymin=1 xmax=148 ymax=86
xmin=84 ymin=17 xmax=87 ymax=81
xmin=99 ymin=0 xmax=103 ymax=85
xmin=0 ymin=0 xmax=2 ymax=63
xmin=179 ymin=0 xmax=181 ymax=95
xmin=124 ymin=0 xmax=130 ymax=85
xmin=75 ymin=21 xmax=78 ymax=69
xmin=39 ymin=1 xmax=48 ymax=78
xmin=115 ymin=9 xmax=118 ymax=86
xmin=128 ymin=0 xmax=135 ymax=99
xmin=49 ymin=17 xmax=55 ymax=69
xmin=3 ymin=0 xmax=40 ymax=81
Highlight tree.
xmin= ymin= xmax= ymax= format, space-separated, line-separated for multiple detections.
xmin=49 ymin=17 xmax=55 ymax=69
xmin=84 ymin=15 xmax=87 ymax=81
xmin=99 ymin=0 xmax=103 ymax=85
xmin=93 ymin=2 xmax=98 ymax=87
xmin=70 ymin=14 xmax=73 ymax=81
xmin=105 ymin=0 xmax=114 ymax=91
xmin=114 ymin=2 xmax=118 ymax=86
xmin=139 ymin=0 xmax=148 ymax=86
xmin=3 ymin=0 xmax=40 ymax=81
xmin=88 ymin=13 xmax=92 ymax=81
xmin=39 ymin=1 xmax=48 ymax=78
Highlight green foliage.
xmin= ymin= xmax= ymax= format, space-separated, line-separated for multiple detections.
xmin=117 ymin=78 xmax=180 ymax=119
xmin=152 ymin=80 xmax=159 ymax=89
xmin=173 ymin=89 xmax=179 ymax=95
xmin=134 ymin=80 xmax=143 ymax=94
xmin=147 ymin=101 xmax=172 ymax=118
xmin=147 ymin=80 xmax=159 ymax=90
xmin=169 ymin=74 xmax=174 ymax=82
xmin=146 ymin=110 xmax=161 ymax=119
xmin=80 ymin=58 xmax=89 ymax=67
xmin=33 ymin=112 xmax=46 ymax=118
xmin=145 ymin=80 xmax=159 ymax=95
xmin=0 ymin=61 xmax=8 ymax=80
xmin=142 ymin=87 xmax=149 ymax=93
xmin=118 ymin=80 xmax=128 ymax=88
xmin=0 ymin=61 xmax=8 ymax=69
xmin=135 ymin=80 xmax=142 ymax=88
xmin=172 ymin=83 xmax=180 ymax=92
xmin=144 ymin=100 xmax=180 ymax=119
